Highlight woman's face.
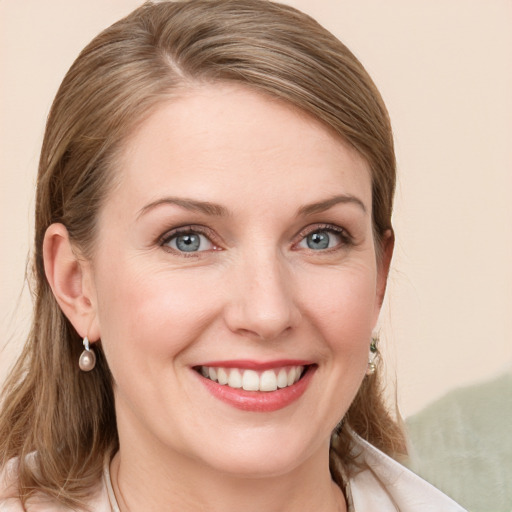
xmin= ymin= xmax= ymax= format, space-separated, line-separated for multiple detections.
xmin=88 ymin=84 xmax=390 ymax=476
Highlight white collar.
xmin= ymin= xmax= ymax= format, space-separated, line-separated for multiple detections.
xmin=347 ymin=434 xmax=467 ymax=512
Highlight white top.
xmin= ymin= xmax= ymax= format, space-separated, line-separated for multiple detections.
xmin=0 ymin=435 xmax=467 ymax=511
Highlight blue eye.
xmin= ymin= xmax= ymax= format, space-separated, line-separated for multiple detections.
xmin=164 ymin=232 xmax=214 ymax=253
xmin=299 ymin=229 xmax=343 ymax=250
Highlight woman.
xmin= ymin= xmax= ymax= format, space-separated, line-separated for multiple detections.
xmin=0 ymin=1 xmax=466 ymax=510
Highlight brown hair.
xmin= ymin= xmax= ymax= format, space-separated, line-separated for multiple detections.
xmin=0 ymin=0 xmax=405 ymax=506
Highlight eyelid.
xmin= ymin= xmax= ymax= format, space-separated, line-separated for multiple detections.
xmin=158 ymin=225 xmax=222 ymax=253
xmin=294 ymin=223 xmax=353 ymax=249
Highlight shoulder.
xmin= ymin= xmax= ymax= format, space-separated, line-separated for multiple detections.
xmin=408 ymin=373 xmax=512 ymax=437
xmin=0 ymin=457 xmax=112 ymax=512
xmin=0 ymin=458 xmax=18 ymax=498
xmin=0 ymin=457 xmax=68 ymax=511
xmin=406 ymin=374 xmax=512 ymax=511
xmin=0 ymin=459 xmax=23 ymax=511
xmin=347 ymin=434 xmax=468 ymax=512
xmin=0 ymin=499 xmax=24 ymax=512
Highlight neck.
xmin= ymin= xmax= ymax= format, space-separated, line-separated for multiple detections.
xmin=110 ymin=440 xmax=346 ymax=512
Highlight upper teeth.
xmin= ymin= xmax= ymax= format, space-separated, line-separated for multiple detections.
xmin=199 ymin=366 xmax=304 ymax=392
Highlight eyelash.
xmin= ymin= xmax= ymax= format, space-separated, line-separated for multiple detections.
xmin=158 ymin=223 xmax=353 ymax=255
xmin=295 ymin=224 xmax=353 ymax=251
xmin=159 ymin=225 xmax=220 ymax=255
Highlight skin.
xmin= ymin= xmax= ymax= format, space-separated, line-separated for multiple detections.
xmin=44 ymin=84 xmax=393 ymax=511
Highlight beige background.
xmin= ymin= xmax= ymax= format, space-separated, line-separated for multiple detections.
xmin=1 ymin=0 xmax=511 ymax=418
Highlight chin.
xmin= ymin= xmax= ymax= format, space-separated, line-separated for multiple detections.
xmin=187 ymin=424 xmax=330 ymax=479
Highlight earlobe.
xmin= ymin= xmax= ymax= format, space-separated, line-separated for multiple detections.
xmin=43 ymin=223 xmax=100 ymax=341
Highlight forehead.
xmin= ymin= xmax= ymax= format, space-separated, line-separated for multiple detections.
xmin=113 ymin=83 xmax=372 ymax=214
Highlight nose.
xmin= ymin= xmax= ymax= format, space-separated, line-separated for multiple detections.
xmin=223 ymin=250 xmax=301 ymax=341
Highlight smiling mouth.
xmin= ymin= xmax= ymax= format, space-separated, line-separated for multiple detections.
xmin=195 ymin=365 xmax=310 ymax=392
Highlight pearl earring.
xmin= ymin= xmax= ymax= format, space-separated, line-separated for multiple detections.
xmin=79 ymin=336 xmax=96 ymax=372
xmin=366 ymin=334 xmax=378 ymax=376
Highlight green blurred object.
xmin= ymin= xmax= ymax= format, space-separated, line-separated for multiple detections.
xmin=406 ymin=372 xmax=512 ymax=512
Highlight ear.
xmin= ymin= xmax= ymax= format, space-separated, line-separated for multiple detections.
xmin=43 ymin=223 xmax=100 ymax=342
xmin=375 ymin=229 xmax=394 ymax=308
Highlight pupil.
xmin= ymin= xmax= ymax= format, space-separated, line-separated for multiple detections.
xmin=176 ymin=234 xmax=200 ymax=252
xmin=307 ymin=231 xmax=329 ymax=250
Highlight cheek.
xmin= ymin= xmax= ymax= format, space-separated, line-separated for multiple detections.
xmin=296 ymin=265 xmax=377 ymax=424
xmin=300 ymin=264 xmax=378 ymax=348
xmin=94 ymin=260 xmax=217 ymax=366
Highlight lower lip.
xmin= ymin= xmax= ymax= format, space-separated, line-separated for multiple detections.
xmin=195 ymin=366 xmax=316 ymax=412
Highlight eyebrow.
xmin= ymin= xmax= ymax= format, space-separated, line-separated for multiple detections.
xmin=137 ymin=193 xmax=366 ymax=220
xmin=137 ymin=197 xmax=229 ymax=219
xmin=297 ymin=194 xmax=367 ymax=216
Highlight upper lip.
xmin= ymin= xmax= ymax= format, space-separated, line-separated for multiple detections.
xmin=194 ymin=359 xmax=314 ymax=371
